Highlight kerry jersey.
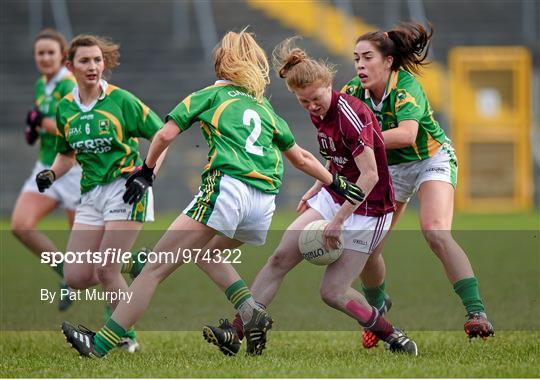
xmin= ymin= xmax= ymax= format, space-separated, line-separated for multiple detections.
xmin=167 ymin=80 xmax=296 ymax=194
xmin=342 ymin=69 xmax=448 ymax=165
xmin=34 ymin=66 xmax=76 ymax=165
xmin=55 ymin=80 xmax=163 ymax=193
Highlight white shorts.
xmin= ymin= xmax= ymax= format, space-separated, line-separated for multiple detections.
xmin=390 ymin=143 xmax=458 ymax=203
xmin=74 ymin=177 xmax=154 ymax=226
xmin=307 ymin=188 xmax=392 ymax=254
xmin=21 ymin=161 xmax=81 ymax=210
xmin=183 ymin=172 xmax=276 ymax=246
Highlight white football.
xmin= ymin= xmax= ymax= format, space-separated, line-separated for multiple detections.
xmin=298 ymin=220 xmax=343 ymax=266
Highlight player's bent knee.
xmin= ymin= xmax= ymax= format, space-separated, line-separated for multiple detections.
xmin=422 ymin=229 xmax=452 ymax=255
xmin=95 ymin=265 xmax=123 ymax=285
xmin=319 ymin=286 xmax=340 ymax=309
xmin=10 ymin=219 xmax=37 ymax=238
xmin=267 ymin=247 xmax=298 ymax=273
xmin=64 ymin=272 xmax=96 ymax=290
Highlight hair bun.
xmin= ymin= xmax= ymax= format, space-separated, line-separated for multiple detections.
xmin=279 ymin=49 xmax=306 ymax=78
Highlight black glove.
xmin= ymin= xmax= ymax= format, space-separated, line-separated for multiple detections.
xmin=35 ymin=169 xmax=55 ymax=193
xmin=328 ymin=173 xmax=365 ymax=205
xmin=25 ymin=108 xmax=43 ymax=145
xmin=319 ymin=147 xmax=331 ymax=161
xmin=123 ymin=160 xmax=155 ymax=205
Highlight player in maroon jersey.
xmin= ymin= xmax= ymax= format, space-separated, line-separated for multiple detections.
xmin=203 ymin=37 xmax=418 ymax=356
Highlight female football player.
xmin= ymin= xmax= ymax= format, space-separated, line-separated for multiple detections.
xmin=11 ymin=29 xmax=80 ymax=311
xmin=60 ymin=29 xmax=363 ymax=358
xmin=36 ymin=34 xmax=164 ymax=352
xmin=205 ymin=37 xmax=418 ymax=356
xmin=341 ymin=22 xmax=494 ymax=344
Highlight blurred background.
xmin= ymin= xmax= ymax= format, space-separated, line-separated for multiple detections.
xmin=1 ymin=0 xmax=539 ymax=216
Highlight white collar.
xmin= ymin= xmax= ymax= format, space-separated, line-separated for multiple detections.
xmin=215 ymin=79 xmax=238 ymax=86
xmin=44 ymin=66 xmax=69 ymax=96
xmin=72 ymin=79 xmax=108 ymax=112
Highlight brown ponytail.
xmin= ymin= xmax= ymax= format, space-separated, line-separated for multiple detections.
xmin=356 ymin=22 xmax=433 ymax=76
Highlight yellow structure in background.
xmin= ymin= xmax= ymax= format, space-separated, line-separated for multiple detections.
xmin=247 ymin=0 xmax=444 ymax=111
xmin=449 ymin=47 xmax=532 ymax=212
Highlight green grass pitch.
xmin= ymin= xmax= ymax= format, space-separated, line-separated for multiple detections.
xmin=1 ymin=210 xmax=539 ymax=377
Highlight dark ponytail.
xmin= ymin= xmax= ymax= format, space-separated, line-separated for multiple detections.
xmin=356 ymin=22 xmax=433 ymax=76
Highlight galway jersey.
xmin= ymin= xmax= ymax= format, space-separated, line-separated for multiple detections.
xmin=341 ymin=69 xmax=448 ymax=165
xmin=312 ymin=91 xmax=394 ymax=217
xmin=34 ymin=66 xmax=76 ymax=166
xmin=166 ymin=80 xmax=296 ymax=194
xmin=55 ymin=80 xmax=163 ymax=193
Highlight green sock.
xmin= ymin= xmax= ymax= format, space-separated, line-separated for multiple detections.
xmin=94 ymin=318 xmax=127 ymax=356
xmin=53 ymin=261 xmax=64 ymax=278
xmin=103 ymin=304 xmax=136 ymax=340
xmin=453 ymin=277 xmax=485 ymax=314
xmin=121 ymin=250 xmax=146 ymax=277
xmin=124 ymin=327 xmax=137 ymax=340
xmin=103 ymin=304 xmax=113 ymax=322
xmin=362 ymin=281 xmax=387 ymax=310
xmin=225 ymin=279 xmax=252 ymax=309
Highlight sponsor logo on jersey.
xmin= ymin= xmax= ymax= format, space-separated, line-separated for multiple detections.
xmin=68 ymin=126 xmax=83 ymax=137
xmin=80 ymin=114 xmax=94 ymax=120
xmin=98 ymin=119 xmax=110 ymax=135
xmin=71 ymin=137 xmax=114 ymax=154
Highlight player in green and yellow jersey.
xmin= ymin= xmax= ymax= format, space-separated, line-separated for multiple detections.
xmin=11 ymin=29 xmax=80 ymax=312
xmin=61 ymin=29 xmax=363 ymax=358
xmin=36 ymin=34 xmax=164 ymax=353
xmin=341 ymin=22 xmax=494 ymax=343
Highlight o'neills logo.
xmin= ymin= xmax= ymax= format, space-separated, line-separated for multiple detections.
xmin=303 ymin=248 xmax=325 ymax=260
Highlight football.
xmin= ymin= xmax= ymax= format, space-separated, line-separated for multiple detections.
xmin=298 ymin=220 xmax=343 ymax=265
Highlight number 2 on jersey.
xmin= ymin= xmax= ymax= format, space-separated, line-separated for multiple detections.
xmin=243 ymin=109 xmax=263 ymax=156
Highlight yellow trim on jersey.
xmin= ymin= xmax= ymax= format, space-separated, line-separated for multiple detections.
xmin=138 ymin=99 xmax=150 ymax=121
xmin=182 ymin=95 xmax=192 ymax=114
xmin=36 ymin=95 xmax=45 ymax=106
xmin=243 ymin=170 xmax=274 ymax=185
xmin=211 ymin=98 xmax=240 ymax=136
xmin=273 ymin=149 xmax=281 ymax=173
xmin=95 ymin=109 xmax=132 ymax=172
xmin=121 ymin=158 xmax=136 ymax=174
xmin=426 ymin=134 xmax=442 ymax=157
xmin=410 ymin=143 xmax=422 ymax=160
xmin=388 ymin=70 xmax=399 ymax=91
xmin=63 ymin=112 xmax=81 ymax=137
xmin=395 ymin=90 xmax=420 ymax=111
xmin=64 ymin=93 xmax=74 ymax=102
xmin=259 ymin=105 xmax=276 ymax=128
xmin=105 ymin=84 xmax=118 ymax=95
xmin=200 ymin=121 xmax=212 ymax=142
xmin=95 ymin=109 xmax=123 ymax=141
xmin=204 ymin=150 xmax=218 ymax=171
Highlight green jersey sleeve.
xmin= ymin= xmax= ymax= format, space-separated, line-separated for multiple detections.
xmin=54 ymin=101 xmax=73 ymax=154
xmin=166 ymin=88 xmax=214 ymax=132
xmin=272 ymin=114 xmax=296 ymax=152
xmin=394 ymin=75 xmax=426 ymax=123
xmin=119 ymin=90 xmax=163 ymax=139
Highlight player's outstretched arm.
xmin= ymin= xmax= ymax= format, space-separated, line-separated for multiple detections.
xmin=283 ymin=143 xmax=332 ymax=184
xmin=283 ymin=144 xmax=364 ymax=204
xmin=145 ymin=120 xmax=179 ymax=168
